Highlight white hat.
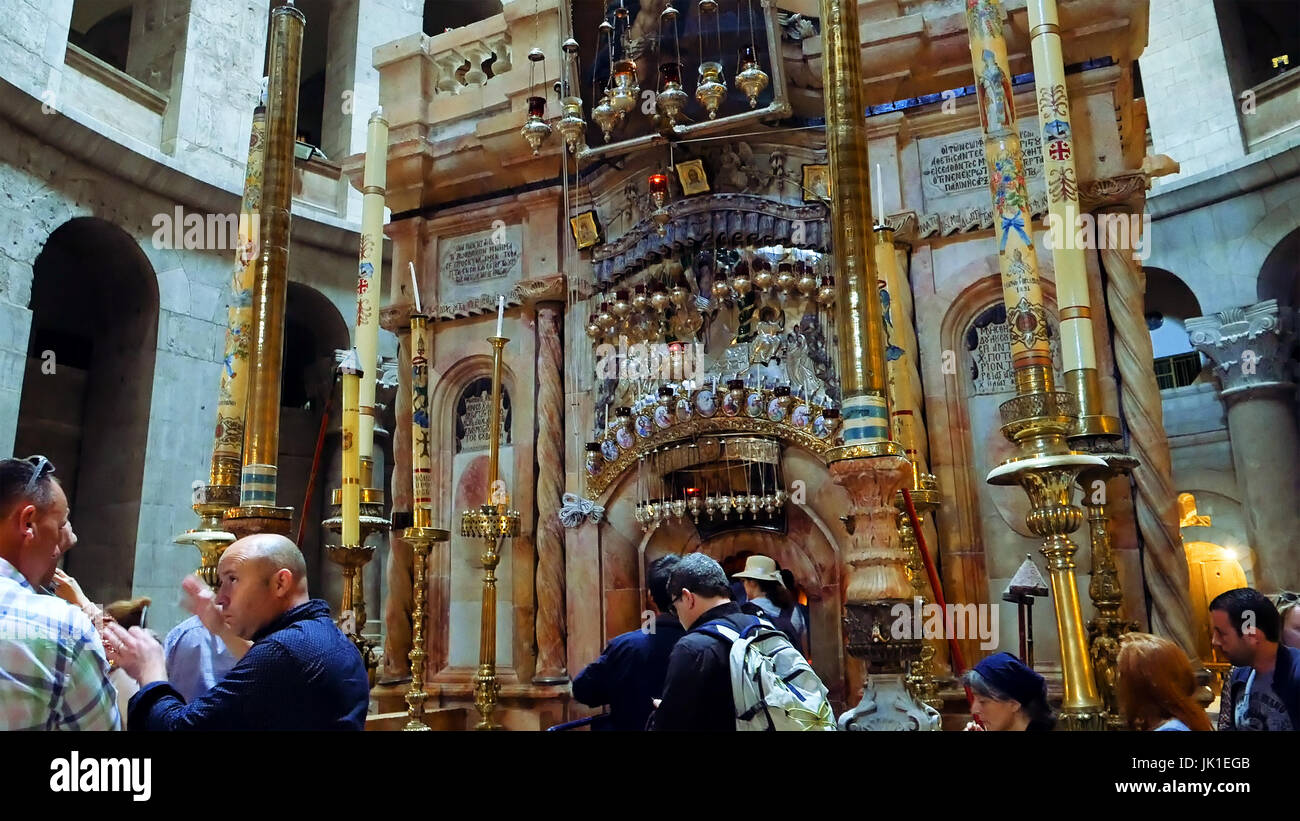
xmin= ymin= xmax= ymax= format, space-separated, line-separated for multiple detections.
xmin=731 ymin=555 xmax=784 ymax=585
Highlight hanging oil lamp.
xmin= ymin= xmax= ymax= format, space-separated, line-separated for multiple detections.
xmin=657 ymin=6 xmax=688 ymax=125
xmin=557 ymin=38 xmax=586 ymax=154
xmin=649 ymin=172 xmax=671 ymax=236
xmin=735 ymin=0 xmax=769 ymax=108
xmin=521 ymin=47 xmax=552 ymax=156
xmin=608 ymin=4 xmax=639 ymax=117
xmin=696 ymin=0 xmax=726 ymax=119
xmin=592 ymin=20 xmax=620 ymax=141
xmin=817 ymin=275 xmax=836 ymax=306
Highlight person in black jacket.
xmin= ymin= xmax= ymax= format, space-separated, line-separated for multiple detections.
xmin=572 ymin=554 xmax=684 ymax=730
xmin=651 ymin=553 xmax=745 ymax=731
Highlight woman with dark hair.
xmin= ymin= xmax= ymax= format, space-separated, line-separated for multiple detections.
xmin=961 ymin=652 xmax=1055 ymax=731
xmin=1116 ymin=633 xmax=1213 ymax=731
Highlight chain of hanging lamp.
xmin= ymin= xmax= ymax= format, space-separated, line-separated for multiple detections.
xmin=520 ymin=0 xmax=553 ymax=155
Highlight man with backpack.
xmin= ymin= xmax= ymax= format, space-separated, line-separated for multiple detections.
xmin=651 ymin=553 xmax=836 ymax=731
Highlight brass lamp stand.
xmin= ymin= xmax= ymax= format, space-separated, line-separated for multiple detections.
xmin=899 ymin=474 xmax=943 ymax=712
xmin=987 ymin=391 xmax=1107 ymax=731
xmin=401 ymin=522 xmax=449 ymax=730
xmin=323 ymin=471 xmax=390 ymax=683
xmin=460 ymin=336 xmax=520 ymax=731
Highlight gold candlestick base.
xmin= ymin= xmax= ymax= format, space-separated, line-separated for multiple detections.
xmin=175 ymin=483 xmax=239 ymax=588
xmin=989 ymin=391 xmax=1107 ymax=731
xmin=222 ymin=505 xmax=294 ymax=539
xmin=1076 ymin=449 xmax=1140 ymax=730
xmin=461 ymin=504 xmax=520 ymax=732
xmin=896 ymin=475 xmax=944 ymax=712
xmin=325 ymin=542 xmax=379 ymax=683
xmin=324 ymin=484 xmax=391 ymax=686
xmin=400 ymin=525 xmax=449 ymax=731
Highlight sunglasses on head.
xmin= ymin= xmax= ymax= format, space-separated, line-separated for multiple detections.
xmin=22 ymin=455 xmax=54 ymax=496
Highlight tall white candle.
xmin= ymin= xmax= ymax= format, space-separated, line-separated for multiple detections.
xmin=496 ymin=295 xmax=505 ymax=337
xmin=409 ymin=261 xmax=421 ymax=313
xmin=875 ymin=163 xmax=884 ymax=224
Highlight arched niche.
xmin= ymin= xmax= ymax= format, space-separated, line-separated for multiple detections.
xmin=1144 ymin=267 xmax=1203 ymax=358
xmin=15 ymin=217 xmax=159 ymax=603
xmin=425 ymin=354 xmax=521 ymax=681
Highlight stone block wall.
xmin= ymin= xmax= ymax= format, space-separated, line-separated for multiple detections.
xmin=1140 ymin=0 xmax=1246 ymax=183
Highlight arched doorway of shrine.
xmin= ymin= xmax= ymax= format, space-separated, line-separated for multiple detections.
xmin=591 ymin=434 xmax=852 ymax=708
xmin=639 ymin=503 xmax=847 ymax=707
xmin=14 ymin=216 xmax=159 ymax=603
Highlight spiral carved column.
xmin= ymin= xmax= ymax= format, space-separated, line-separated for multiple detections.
xmin=534 ymin=304 xmax=568 ymax=683
xmin=1097 ymin=204 xmax=1197 ymax=656
xmin=383 ymin=321 xmax=416 ymax=680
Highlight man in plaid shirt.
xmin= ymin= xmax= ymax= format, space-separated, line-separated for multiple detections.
xmin=0 ymin=456 xmax=119 ymax=730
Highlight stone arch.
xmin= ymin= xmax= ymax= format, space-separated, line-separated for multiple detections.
xmin=635 ymin=499 xmax=848 ymax=705
xmin=1236 ymin=187 xmax=1300 ymax=300
xmin=14 ymin=217 xmax=159 ymax=604
xmin=1257 ymin=225 xmax=1300 ymax=309
xmin=1144 ymin=266 xmax=1202 ymax=358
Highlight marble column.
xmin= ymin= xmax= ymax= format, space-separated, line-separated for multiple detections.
xmin=381 ymin=308 xmax=415 ymax=680
xmin=533 ymin=303 xmax=568 ymax=683
xmin=1096 ymin=204 xmax=1198 ymax=656
xmin=1187 ymin=300 xmax=1300 ymax=593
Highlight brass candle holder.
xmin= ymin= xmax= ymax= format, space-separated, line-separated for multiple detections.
xmin=1075 ymin=448 xmax=1139 ymax=729
xmin=323 ymin=474 xmax=390 ymax=684
xmin=459 ymin=335 xmax=519 ymax=731
xmin=898 ymin=474 xmax=943 ymax=713
xmin=987 ymin=390 xmax=1107 ymax=731
xmin=175 ymin=482 xmax=238 ymax=588
xmin=401 ymin=523 xmax=449 ymax=730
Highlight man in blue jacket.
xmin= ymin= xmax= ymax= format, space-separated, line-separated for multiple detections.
xmin=105 ymin=534 xmax=369 ymax=730
xmin=572 ymin=554 xmax=683 ymax=730
xmin=1210 ymin=587 xmax=1300 ymax=731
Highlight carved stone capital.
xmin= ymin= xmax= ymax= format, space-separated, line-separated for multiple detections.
xmin=1080 ymin=171 xmax=1149 ymax=212
xmin=1186 ymin=300 xmax=1297 ymax=400
xmin=380 ymin=303 xmax=418 ymax=334
xmin=515 ymin=274 xmax=567 ymax=306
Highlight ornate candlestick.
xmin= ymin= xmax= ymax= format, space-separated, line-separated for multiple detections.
xmin=1077 ymin=452 xmax=1139 ymax=729
xmin=401 ymin=523 xmax=449 ymax=730
xmin=324 ymin=349 xmax=379 ymax=681
xmin=899 ymin=474 xmax=943 ymax=713
xmin=460 ymin=335 xmax=520 ymax=731
xmin=225 ymin=1 xmax=303 ymax=539
xmin=965 ymin=0 xmax=1106 ymax=730
xmin=175 ymin=101 xmax=266 ymax=580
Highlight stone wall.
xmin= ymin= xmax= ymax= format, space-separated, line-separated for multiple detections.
xmin=1140 ymin=0 xmax=1246 ymax=183
xmin=0 ymin=111 xmax=383 ymax=633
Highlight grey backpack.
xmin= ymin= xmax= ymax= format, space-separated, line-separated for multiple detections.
xmin=697 ymin=615 xmax=837 ymax=731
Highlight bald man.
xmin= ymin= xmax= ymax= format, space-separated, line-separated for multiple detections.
xmin=105 ymin=535 xmax=369 ymax=730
